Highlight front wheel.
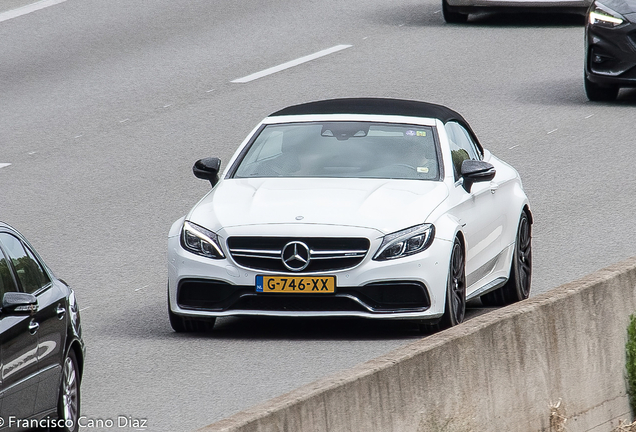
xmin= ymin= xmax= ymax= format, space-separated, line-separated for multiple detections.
xmin=57 ymin=350 xmax=80 ymax=432
xmin=440 ymin=237 xmax=466 ymax=328
xmin=481 ymin=212 xmax=531 ymax=306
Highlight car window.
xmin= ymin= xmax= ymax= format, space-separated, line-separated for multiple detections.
xmin=0 ymin=233 xmax=51 ymax=294
xmin=0 ymin=247 xmax=18 ymax=300
xmin=233 ymin=122 xmax=439 ymax=181
xmin=445 ymin=122 xmax=481 ymax=180
xmin=243 ymin=130 xmax=284 ymax=163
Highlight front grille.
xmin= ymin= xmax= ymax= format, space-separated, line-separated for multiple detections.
xmin=227 ymin=237 xmax=369 ymax=272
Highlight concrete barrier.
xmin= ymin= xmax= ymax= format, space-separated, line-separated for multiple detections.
xmin=199 ymin=257 xmax=636 ymax=432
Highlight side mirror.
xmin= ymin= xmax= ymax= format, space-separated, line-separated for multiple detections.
xmin=461 ymin=160 xmax=496 ymax=193
xmin=2 ymin=292 xmax=38 ymax=315
xmin=193 ymin=158 xmax=222 ymax=187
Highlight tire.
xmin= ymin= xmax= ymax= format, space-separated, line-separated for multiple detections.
xmin=57 ymin=350 xmax=80 ymax=432
xmin=481 ymin=212 xmax=531 ymax=306
xmin=442 ymin=0 xmax=468 ymax=23
xmin=168 ymin=289 xmax=216 ymax=332
xmin=439 ymin=237 xmax=467 ymax=329
xmin=585 ymin=74 xmax=618 ymax=101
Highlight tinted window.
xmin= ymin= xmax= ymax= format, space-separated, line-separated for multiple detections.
xmin=0 ymin=233 xmax=51 ymax=294
xmin=445 ymin=122 xmax=481 ymax=180
xmin=0 ymin=248 xmax=17 ymax=299
xmin=233 ymin=122 xmax=439 ymax=181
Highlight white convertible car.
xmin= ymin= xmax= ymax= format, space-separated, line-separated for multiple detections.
xmin=167 ymin=98 xmax=532 ymax=332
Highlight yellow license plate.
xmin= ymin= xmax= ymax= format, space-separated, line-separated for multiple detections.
xmin=256 ymin=275 xmax=336 ymax=293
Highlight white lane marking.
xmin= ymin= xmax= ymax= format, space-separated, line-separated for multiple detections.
xmin=0 ymin=0 xmax=68 ymax=23
xmin=163 ymin=104 xmax=171 ymax=108
xmin=547 ymin=129 xmax=558 ymax=134
xmin=508 ymin=144 xmax=520 ymax=149
xmin=135 ymin=285 xmax=149 ymax=292
xmin=585 ymin=114 xmax=594 ymax=119
xmin=119 ymin=118 xmax=130 ymax=123
xmin=74 ymin=134 xmax=83 ymax=138
xmin=28 ymin=151 xmax=37 ymax=155
xmin=206 ymin=89 xmax=215 ymax=93
xmin=79 ymin=306 xmax=91 ymax=312
xmin=231 ymin=44 xmax=352 ymax=83
xmin=0 ymin=163 xmax=11 ymax=169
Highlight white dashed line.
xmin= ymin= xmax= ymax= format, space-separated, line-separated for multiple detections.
xmin=79 ymin=306 xmax=91 ymax=312
xmin=119 ymin=118 xmax=130 ymax=123
xmin=231 ymin=44 xmax=352 ymax=84
xmin=547 ymin=129 xmax=558 ymax=134
xmin=135 ymin=285 xmax=149 ymax=292
xmin=28 ymin=151 xmax=37 ymax=155
xmin=508 ymin=145 xmax=520 ymax=150
xmin=206 ymin=89 xmax=215 ymax=93
xmin=0 ymin=163 xmax=11 ymax=169
xmin=0 ymin=0 xmax=68 ymax=23
xmin=74 ymin=134 xmax=83 ymax=138
xmin=585 ymin=114 xmax=594 ymax=119
xmin=163 ymin=104 xmax=171 ymax=108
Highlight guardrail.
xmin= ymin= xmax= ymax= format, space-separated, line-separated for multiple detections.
xmin=199 ymin=257 xmax=636 ymax=432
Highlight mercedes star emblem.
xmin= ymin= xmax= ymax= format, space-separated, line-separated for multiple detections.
xmin=281 ymin=241 xmax=311 ymax=272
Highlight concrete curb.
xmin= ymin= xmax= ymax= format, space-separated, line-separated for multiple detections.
xmin=199 ymin=257 xmax=636 ymax=432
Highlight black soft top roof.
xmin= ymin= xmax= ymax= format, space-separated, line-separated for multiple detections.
xmin=270 ymin=98 xmax=468 ymax=124
xmin=269 ymin=98 xmax=482 ymax=153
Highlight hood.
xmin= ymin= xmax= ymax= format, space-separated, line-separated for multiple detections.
xmin=595 ymin=0 xmax=636 ymax=16
xmin=188 ymin=178 xmax=448 ymax=235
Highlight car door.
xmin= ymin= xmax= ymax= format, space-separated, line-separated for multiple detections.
xmin=444 ymin=122 xmax=508 ymax=292
xmin=0 ymin=235 xmax=40 ymax=422
xmin=0 ymin=232 xmax=67 ymax=417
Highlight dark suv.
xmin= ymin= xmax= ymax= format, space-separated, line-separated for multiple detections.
xmin=0 ymin=222 xmax=85 ymax=432
xmin=585 ymin=0 xmax=636 ymax=100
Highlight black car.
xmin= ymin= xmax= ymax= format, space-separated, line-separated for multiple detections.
xmin=585 ymin=0 xmax=636 ymax=100
xmin=0 ymin=222 xmax=85 ymax=432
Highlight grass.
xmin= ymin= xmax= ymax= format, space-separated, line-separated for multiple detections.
xmin=627 ymin=314 xmax=636 ymax=414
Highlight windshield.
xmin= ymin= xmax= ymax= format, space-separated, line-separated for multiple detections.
xmin=232 ymin=122 xmax=439 ymax=180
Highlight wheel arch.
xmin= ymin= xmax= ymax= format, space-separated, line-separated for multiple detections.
xmin=67 ymin=339 xmax=85 ymax=382
xmin=523 ymin=204 xmax=533 ymax=225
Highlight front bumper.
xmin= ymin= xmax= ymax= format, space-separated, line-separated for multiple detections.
xmin=445 ymin=0 xmax=590 ymax=13
xmin=168 ymin=227 xmax=453 ymax=320
xmin=586 ymin=17 xmax=636 ymax=86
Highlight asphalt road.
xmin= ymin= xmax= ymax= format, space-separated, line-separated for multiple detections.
xmin=2 ymin=0 xmax=636 ymax=431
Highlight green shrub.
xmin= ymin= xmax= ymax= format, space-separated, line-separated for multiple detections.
xmin=626 ymin=314 xmax=636 ymax=413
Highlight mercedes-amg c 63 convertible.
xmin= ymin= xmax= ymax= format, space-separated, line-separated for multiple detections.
xmin=167 ymin=98 xmax=532 ymax=332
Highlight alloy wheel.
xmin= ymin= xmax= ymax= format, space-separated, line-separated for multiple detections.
xmin=516 ymin=214 xmax=532 ymax=299
xmin=61 ymin=354 xmax=79 ymax=426
xmin=449 ymin=239 xmax=466 ymax=324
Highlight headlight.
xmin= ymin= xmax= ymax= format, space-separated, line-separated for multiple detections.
xmin=589 ymin=2 xmax=625 ymax=27
xmin=181 ymin=221 xmax=225 ymax=259
xmin=373 ymin=224 xmax=435 ymax=261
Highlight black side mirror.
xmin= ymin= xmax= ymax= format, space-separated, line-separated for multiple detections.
xmin=2 ymin=292 xmax=38 ymax=315
xmin=193 ymin=158 xmax=222 ymax=187
xmin=461 ymin=160 xmax=496 ymax=193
